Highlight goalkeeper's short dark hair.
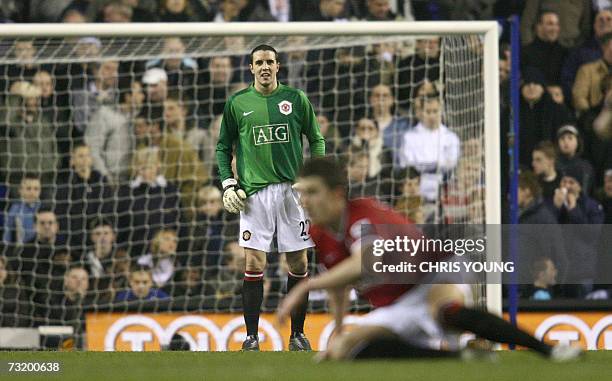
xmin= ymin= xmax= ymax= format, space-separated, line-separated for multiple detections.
xmin=300 ymin=156 xmax=348 ymax=192
xmin=250 ymin=44 xmax=278 ymax=63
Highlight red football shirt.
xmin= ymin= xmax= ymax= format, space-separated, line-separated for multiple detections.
xmin=310 ymin=198 xmax=425 ymax=308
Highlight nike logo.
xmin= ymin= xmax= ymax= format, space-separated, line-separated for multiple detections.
xmin=243 ymin=111 xmax=254 ymax=116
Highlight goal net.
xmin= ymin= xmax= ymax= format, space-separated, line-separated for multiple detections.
xmin=0 ymin=22 xmax=499 ymax=349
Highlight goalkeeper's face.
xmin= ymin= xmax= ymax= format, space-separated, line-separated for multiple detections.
xmin=295 ymin=176 xmax=345 ymax=227
xmin=250 ymin=50 xmax=279 ymax=88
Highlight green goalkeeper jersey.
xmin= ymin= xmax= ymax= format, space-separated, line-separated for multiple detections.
xmin=216 ymin=82 xmax=325 ymax=196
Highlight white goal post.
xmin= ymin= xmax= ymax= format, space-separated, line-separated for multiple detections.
xmin=0 ymin=21 xmax=501 ymax=319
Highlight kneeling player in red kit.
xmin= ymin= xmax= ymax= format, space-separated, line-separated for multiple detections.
xmin=277 ymin=156 xmax=582 ymax=361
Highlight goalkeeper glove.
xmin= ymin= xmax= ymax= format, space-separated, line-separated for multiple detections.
xmin=222 ymin=178 xmax=247 ymax=214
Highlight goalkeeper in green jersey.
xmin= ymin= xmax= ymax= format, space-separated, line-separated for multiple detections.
xmin=216 ymin=44 xmax=325 ymax=351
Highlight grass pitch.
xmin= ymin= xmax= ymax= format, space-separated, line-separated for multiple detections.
xmin=1 ymin=351 xmax=611 ymax=381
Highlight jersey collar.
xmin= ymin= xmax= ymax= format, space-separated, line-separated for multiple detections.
xmin=251 ymin=81 xmax=283 ymax=98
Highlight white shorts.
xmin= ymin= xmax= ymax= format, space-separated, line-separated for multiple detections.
xmin=239 ymin=182 xmax=315 ymax=253
xmin=355 ymin=284 xmax=473 ymax=351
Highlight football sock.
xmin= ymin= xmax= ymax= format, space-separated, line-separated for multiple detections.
xmin=350 ymin=338 xmax=459 ymax=359
xmin=287 ymin=271 xmax=308 ymax=335
xmin=440 ymin=303 xmax=552 ymax=356
xmin=243 ymin=271 xmax=264 ymax=337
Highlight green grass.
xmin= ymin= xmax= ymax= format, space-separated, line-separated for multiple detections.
xmin=1 ymin=351 xmax=611 ymax=381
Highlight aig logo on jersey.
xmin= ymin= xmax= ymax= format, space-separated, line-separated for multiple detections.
xmin=253 ymin=124 xmax=290 ymax=146
xmin=278 ymin=100 xmax=292 ymax=115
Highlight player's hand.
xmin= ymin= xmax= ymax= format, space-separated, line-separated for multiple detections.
xmin=277 ymin=281 xmax=309 ymax=327
xmin=222 ymin=178 xmax=247 ymax=213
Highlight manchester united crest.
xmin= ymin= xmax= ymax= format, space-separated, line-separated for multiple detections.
xmin=278 ymin=100 xmax=292 ymax=115
xmin=242 ymin=230 xmax=252 ymax=241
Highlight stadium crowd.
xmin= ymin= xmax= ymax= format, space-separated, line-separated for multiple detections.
xmin=0 ymin=0 xmax=610 ymax=347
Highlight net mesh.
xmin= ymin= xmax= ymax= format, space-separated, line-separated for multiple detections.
xmin=0 ymin=32 xmax=487 ymax=347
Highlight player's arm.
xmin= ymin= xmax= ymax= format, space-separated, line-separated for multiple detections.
xmin=278 ymin=241 xmax=369 ymax=325
xmin=299 ymin=91 xmax=325 ymax=157
xmin=327 ymin=286 xmax=349 ymax=335
xmin=215 ymin=99 xmax=246 ymax=213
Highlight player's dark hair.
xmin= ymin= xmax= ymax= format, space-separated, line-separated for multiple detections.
xmin=250 ymin=44 xmax=278 ymax=64
xmin=300 ymin=156 xmax=348 ymax=192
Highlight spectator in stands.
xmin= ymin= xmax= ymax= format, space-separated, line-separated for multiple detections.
xmin=396 ymin=38 xmax=441 ymax=112
xmin=521 ymin=10 xmax=568 ymax=85
xmin=0 ymin=40 xmax=41 ymax=97
xmin=72 ymin=60 xmax=120 ymax=134
xmin=531 ymin=141 xmax=561 ymax=199
xmin=350 ymin=117 xmax=393 ymax=179
xmin=3 ymin=174 xmax=41 ymax=245
xmin=198 ymin=56 xmax=234 ymax=124
xmin=546 ymin=83 xmax=566 ymax=105
xmin=102 ymin=0 xmax=133 ymax=22
xmin=146 ymin=37 xmax=198 ymax=105
xmin=33 ymin=70 xmax=71 ymax=128
xmin=84 ymin=217 xmax=129 ymax=303
xmin=39 ymin=266 xmax=92 ymax=347
xmin=573 ymin=32 xmax=612 ymax=114
xmin=32 ymin=70 xmax=72 ymax=170
xmin=170 ymin=266 xmax=215 ymax=306
xmin=367 ymin=42 xmax=397 ymax=87
xmin=304 ymin=114 xmax=340 ymax=155
xmin=555 ymin=125 xmax=595 ymax=195
xmin=594 ymin=80 xmax=612 ymax=140
xmin=399 ymin=95 xmax=460 ymax=202
xmin=360 ymin=0 xmax=403 ymax=20
xmin=525 ymin=257 xmax=558 ymax=300
xmin=137 ymin=229 xmax=178 ymax=289
xmin=367 ymin=84 xmax=411 ymax=166
xmin=266 ymin=0 xmax=292 ymax=22
xmin=54 ymin=143 xmax=114 ymax=254
xmin=519 ymin=67 xmax=573 ymax=168
xmin=117 ymin=147 xmax=181 ymax=256
xmin=517 ymin=171 xmax=567 ymax=288
xmin=214 ymin=0 xmax=275 ymax=22
xmin=561 ymin=9 xmax=612 ymax=100
xmin=278 ymin=36 xmax=312 ymax=92
xmin=158 ymin=0 xmax=199 ymax=22
xmin=235 ymin=0 xmax=276 ymax=21
xmin=115 ymin=267 xmax=169 ymax=301
xmin=0 ymin=255 xmax=32 ymax=327
xmin=133 ymin=112 xmax=207 ymax=212
xmin=519 ymin=170 xmax=558 ymax=225
xmin=549 ymin=166 xmax=605 ymax=297
xmin=179 ymin=185 xmax=235 ymax=272
xmin=347 ymin=150 xmax=378 ymax=198
xmin=215 ymin=241 xmax=245 ymax=304
xmin=86 ymin=80 xmax=143 ymax=184
xmin=521 ymin=0 xmax=592 ymax=49
xmin=297 ymin=0 xmax=348 ymax=21
xmin=29 ymin=0 xmax=76 ymax=22
xmin=13 ymin=207 xmax=71 ymax=292
xmin=393 ymin=167 xmax=423 ymax=223
xmin=0 ymin=82 xmax=58 ymax=187
xmin=142 ymin=67 xmax=169 ymax=117
xmin=163 ymin=95 xmax=196 ymax=143
xmin=60 ymin=8 xmax=88 ymax=23
xmin=597 ymin=169 xmax=612 ymax=224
